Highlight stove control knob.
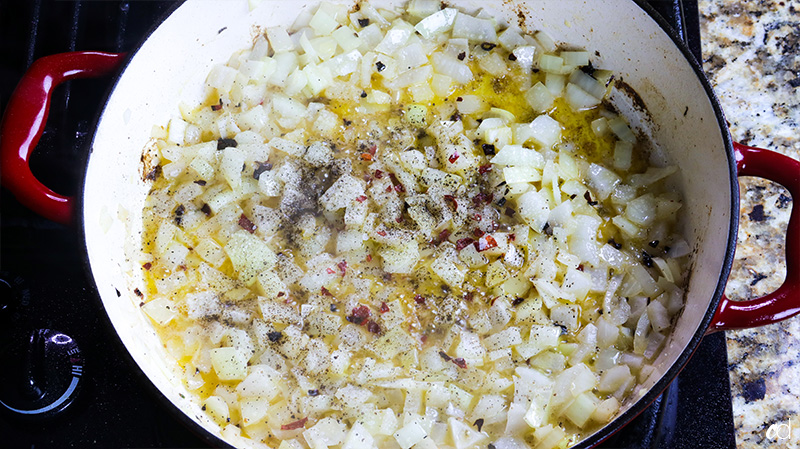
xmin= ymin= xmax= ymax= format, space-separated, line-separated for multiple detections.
xmin=0 ymin=329 xmax=84 ymax=419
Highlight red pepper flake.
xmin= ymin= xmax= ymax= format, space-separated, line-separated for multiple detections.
xmin=414 ymin=294 xmax=426 ymax=304
xmin=356 ymin=195 xmax=368 ymax=203
xmin=456 ymin=238 xmax=474 ymax=251
xmin=238 ymin=214 xmax=256 ymax=233
xmin=577 ymin=264 xmax=585 ymax=271
xmin=448 ymin=152 xmax=460 ymax=163
xmin=472 ymin=192 xmax=492 ymax=205
xmin=337 ymin=260 xmax=348 ymax=275
xmin=395 ymin=217 xmax=403 ymax=223
xmin=367 ymin=320 xmax=381 ymax=334
xmin=478 ymin=164 xmax=492 ymax=175
xmin=376 ymin=230 xmax=387 ymax=237
xmin=281 ymin=417 xmax=308 ymax=431
xmin=277 ymin=292 xmax=285 ymax=297
xmin=326 ymin=267 xmax=336 ymax=274
xmin=508 ymin=233 xmax=516 ymax=242
xmin=385 ymin=185 xmax=393 ymax=193
xmin=380 ymin=302 xmax=390 ymax=313
xmin=394 ymin=184 xmax=405 ymax=193
xmin=473 ymin=213 xmax=482 ymax=222
xmin=321 ymin=286 xmax=332 ymax=296
xmin=443 ymin=195 xmax=457 ymax=210
xmin=504 ymin=207 xmax=516 ymax=217
xmin=368 ymin=144 xmax=378 ymax=155
xmin=360 ymin=153 xmax=373 ymax=161
xmin=473 ymin=228 xmax=485 ymax=238
xmin=142 ymin=262 xmax=152 ymax=270
xmin=453 ymin=358 xmax=467 ymax=369
xmin=389 ymin=173 xmax=399 ymax=184
xmin=347 ymin=305 xmax=371 ymax=325
xmin=435 ymin=229 xmax=451 ymax=245
xmin=474 ymin=235 xmax=498 ymax=252
xmin=438 ymin=351 xmax=452 ymax=362
xmin=421 ymin=334 xmax=428 ymax=344
xmin=464 ymin=291 xmax=475 ymax=302
xmin=366 ymin=254 xmax=373 ymax=262
xmin=210 ymin=99 xmax=223 ymax=111
xmin=374 ymin=169 xmax=384 ymax=178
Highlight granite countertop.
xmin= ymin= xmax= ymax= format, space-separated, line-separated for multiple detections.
xmin=699 ymin=0 xmax=799 ymax=447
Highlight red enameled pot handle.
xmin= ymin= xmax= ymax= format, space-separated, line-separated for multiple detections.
xmin=707 ymin=142 xmax=800 ymax=333
xmin=0 ymin=51 xmax=125 ymax=226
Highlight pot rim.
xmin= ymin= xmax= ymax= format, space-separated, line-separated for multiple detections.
xmin=77 ymin=1 xmax=739 ymax=448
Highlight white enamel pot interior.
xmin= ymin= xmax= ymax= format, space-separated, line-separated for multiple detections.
xmin=81 ymin=0 xmax=736 ymax=447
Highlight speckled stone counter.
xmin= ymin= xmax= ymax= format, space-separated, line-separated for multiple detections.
xmin=699 ymin=1 xmax=799 ymax=447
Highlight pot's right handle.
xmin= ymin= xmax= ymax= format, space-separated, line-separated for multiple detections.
xmin=0 ymin=51 xmax=125 ymax=226
xmin=707 ymin=142 xmax=800 ymax=333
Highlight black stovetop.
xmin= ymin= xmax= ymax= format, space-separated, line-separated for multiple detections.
xmin=0 ymin=1 xmax=734 ymax=448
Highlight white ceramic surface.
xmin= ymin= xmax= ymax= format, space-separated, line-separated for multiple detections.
xmin=81 ymin=0 xmax=734 ymax=447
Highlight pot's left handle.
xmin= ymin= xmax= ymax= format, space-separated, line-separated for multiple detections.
xmin=707 ymin=142 xmax=800 ymax=333
xmin=0 ymin=51 xmax=125 ymax=226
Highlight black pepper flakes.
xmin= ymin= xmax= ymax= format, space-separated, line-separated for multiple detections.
xmin=360 ymin=90 xmax=367 ymax=98
xmin=480 ymin=42 xmax=496 ymax=51
xmin=508 ymin=53 xmax=517 ymax=61
xmin=253 ymin=161 xmax=273 ymax=179
xmin=457 ymin=51 xmax=466 ymax=61
xmin=649 ymin=240 xmax=659 ymax=248
xmin=608 ymin=238 xmax=622 ymax=250
xmin=358 ymin=18 xmax=370 ymax=27
xmin=482 ymin=143 xmax=496 ymax=155
xmin=642 ymin=251 xmax=654 ymax=268
xmin=267 ymin=331 xmax=282 ymax=342
xmin=343 ymin=118 xmax=352 ymax=126
xmin=473 ymin=418 xmax=485 ymax=432
xmin=376 ymin=61 xmax=386 ymax=72
xmin=584 ymin=191 xmax=598 ymax=206
xmin=174 ymin=204 xmax=185 ymax=226
xmin=201 ymin=203 xmax=212 ymax=216
xmin=512 ymin=297 xmax=524 ymax=306
xmin=217 ymin=138 xmax=237 ymax=150
xmin=308 ymin=389 xmax=320 ymax=397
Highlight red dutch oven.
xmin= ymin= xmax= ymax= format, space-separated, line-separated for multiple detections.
xmin=1 ymin=0 xmax=798 ymax=447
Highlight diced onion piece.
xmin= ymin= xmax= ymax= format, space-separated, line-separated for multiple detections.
xmin=514 ymin=115 xmax=562 ymax=149
xmin=210 ymin=347 xmax=248 ymax=381
xmin=451 ymin=12 xmax=497 ymax=43
xmin=432 ymin=52 xmax=473 ymax=84
xmin=414 ymin=8 xmax=457 ymax=38
xmin=266 ymin=26 xmax=294 ymax=53
xmin=608 ymin=116 xmax=637 ymax=143
xmin=565 ymin=83 xmax=601 ymax=110
xmin=525 ymin=82 xmax=555 ymax=113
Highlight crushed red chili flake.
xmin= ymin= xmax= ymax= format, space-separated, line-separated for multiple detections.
xmin=443 ymin=195 xmax=457 ymax=209
xmin=456 ymin=238 xmax=475 ymax=251
xmin=374 ymin=169 xmax=384 ymax=178
xmin=356 ymin=195 xmax=368 ymax=203
xmin=385 ymin=185 xmax=393 ymax=192
xmin=366 ymin=254 xmax=373 ymax=262
xmin=395 ymin=217 xmax=403 ymax=223
xmin=380 ymin=302 xmax=390 ymax=313
xmin=478 ymin=164 xmax=492 ymax=174
xmin=277 ymin=292 xmax=285 ymax=297
xmin=320 ymin=286 xmax=332 ymax=296
xmin=360 ymin=153 xmax=373 ymax=161
xmin=337 ymin=260 xmax=348 ymax=275
xmin=464 ymin=291 xmax=475 ymax=302
xmin=367 ymin=320 xmax=381 ymax=334
xmin=394 ymin=184 xmax=405 ymax=193
xmin=414 ymin=294 xmax=426 ymax=304
xmin=143 ymin=262 xmax=152 ymax=270
xmin=368 ymin=145 xmax=378 ymax=155
xmin=238 ymin=214 xmax=256 ymax=233
xmin=473 ymin=213 xmax=482 ymax=221
xmin=436 ymin=229 xmax=451 ymax=244
xmin=577 ymin=264 xmax=585 ymax=271
xmin=376 ymin=230 xmax=387 ymax=237
xmin=472 ymin=192 xmax=492 ymax=206
xmin=453 ymin=358 xmax=467 ymax=369
xmin=326 ymin=267 xmax=336 ymax=274
xmin=347 ymin=306 xmax=371 ymax=325
xmin=508 ymin=233 xmax=516 ymax=242
xmin=448 ymin=152 xmax=460 ymax=163
xmin=280 ymin=417 xmax=308 ymax=430
xmin=474 ymin=235 xmax=498 ymax=252
xmin=438 ymin=351 xmax=452 ymax=362
xmin=473 ymin=228 xmax=485 ymax=237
